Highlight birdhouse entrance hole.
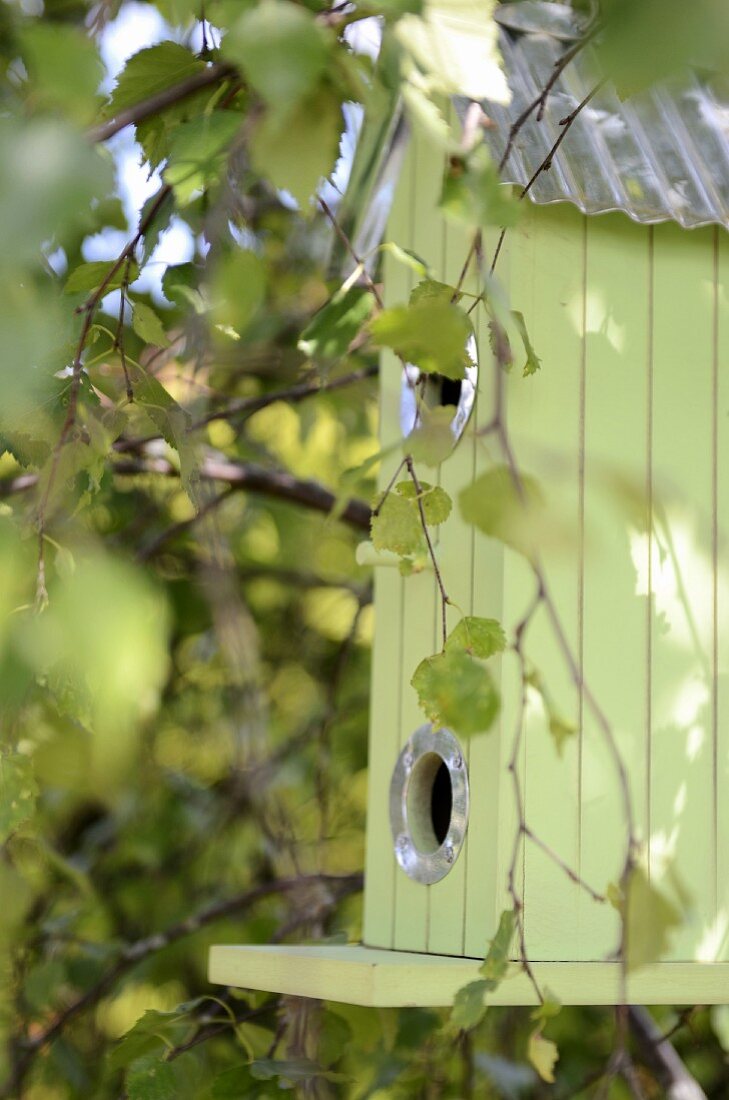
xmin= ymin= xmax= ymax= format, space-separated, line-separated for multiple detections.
xmin=389 ymin=725 xmax=469 ymax=885
xmin=407 ymin=752 xmax=453 ymax=853
xmin=400 ymin=335 xmax=478 ymax=450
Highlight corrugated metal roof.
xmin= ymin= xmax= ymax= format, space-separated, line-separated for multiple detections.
xmin=467 ymin=1 xmax=729 ymax=230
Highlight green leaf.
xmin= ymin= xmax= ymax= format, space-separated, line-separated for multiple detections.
xmin=488 ymin=318 xmax=513 ymax=371
xmin=251 ymin=87 xmax=341 ymax=209
xmin=211 ymin=1067 xmax=258 ymax=1098
xmin=396 ymin=0 xmax=509 ymax=101
xmin=224 ymin=0 xmax=331 ymax=112
xmin=20 ymin=23 xmax=103 ymax=124
xmin=108 ymin=42 xmax=204 ymax=115
xmin=371 ymin=480 xmax=450 ymax=557
xmin=406 ymin=404 xmax=458 ymax=467
xmin=548 ymin=713 xmax=577 ymax=756
xmin=131 ymin=366 xmax=202 ymax=508
xmin=371 ymin=300 xmax=472 ymax=380
xmin=127 ymin=1056 xmax=177 ymax=1100
xmin=527 ymin=1029 xmax=558 ymax=1083
xmin=532 ymin=989 xmax=561 ymax=1023
xmin=446 ymin=616 xmax=506 ymax=660
xmin=129 ymin=366 xmax=189 ymax=451
xmin=299 ymin=287 xmax=375 ymax=361
xmin=0 ymin=753 xmax=38 ymax=843
xmin=479 ymin=909 xmax=516 ymax=982
xmin=411 ymin=649 xmax=500 ymax=735
xmin=511 ymin=311 xmax=541 ymax=377
xmin=380 ymin=242 xmax=428 ymax=280
xmin=450 ymin=979 xmax=490 ymax=1031
xmin=164 ymin=111 xmax=242 ymax=205
xmin=23 ymin=551 xmax=170 ymax=785
xmin=623 ymin=865 xmax=682 ymax=971
xmin=526 ymin=670 xmax=577 ymax=757
xmin=110 ymin=1004 xmax=202 ymax=1070
xmin=598 ymin=0 xmax=729 ymax=96
xmin=395 ymin=480 xmax=452 ymax=525
xmin=132 ymin=302 xmax=170 ymax=348
xmin=209 ymin=250 xmax=267 ymax=338
xmin=250 ymin=1058 xmax=346 ymax=1084
xmin=441 ymin=147 xmax=520 ymax=229
xmin=0 ymin=118 xmax=112 ymax=268
xmin=64 ymin=261 xmax=138 ymax=297
xmin=371 ymin=492 xmax=424 ymax=558
xmin=459 ymin=465 xmax=544 ymax=559
xmin=161 ymin=263 xmax=200 ymax=309
xmin=409 ymin=279 xmax=458 ymax=307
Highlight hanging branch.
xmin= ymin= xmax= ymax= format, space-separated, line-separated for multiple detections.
xmin=405 ymin=454 xmax=451 ymax=649
xmin=454 ymin=24 xmax=600 ymax=298
xmin=35 ymin=185 xmax=172 ymax=605
xmin=87 ymin=64 xmax=237 ymax=144
xmin=113 ymin=254 xmax=134 ymax=403
xmin=488 ymin=77 xmax=608 ymax=278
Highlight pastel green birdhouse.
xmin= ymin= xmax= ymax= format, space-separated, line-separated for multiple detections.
xmin=210 ymin=2 xmax=729 ymax=1006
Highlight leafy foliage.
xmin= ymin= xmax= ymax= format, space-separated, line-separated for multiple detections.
xmin=371 ymin=299 xmax=472 ymax=379
xmin=459 ymin=465 xmax=545 ymax=558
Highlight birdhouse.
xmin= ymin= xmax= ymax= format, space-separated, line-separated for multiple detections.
xmin=210 ymin=2 xmax=729 ymax=1006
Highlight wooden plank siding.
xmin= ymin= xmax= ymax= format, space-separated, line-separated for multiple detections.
xmin=507 ymin=203 xmax=583 ymax=960
xmin=365 ymin=129 xmax=729 ymax=979
xmin=361 ymin=135 xmax=413 ymax=951
xmin=427 ymin=164 xmax=476 ymax=956
xmin=579 ymin=214 xmax=651 ymax=960
xmin=392 ymin=127 xmax=441 ymax=952
xmin=464 ymin=229 xmax=508 ymax=958
xmin=649 ymin=221 xmax=716 ymax=959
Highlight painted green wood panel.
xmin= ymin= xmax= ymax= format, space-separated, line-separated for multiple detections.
xmin=464 ymin=231 xmax=508 ymax=959
xmin=362 ymin=138 xmax=415 ymax=951
xmin=650 ymin=221 xmax=716 ymax=960
xmin=579 ymin=216 xmax=651 ymax=960
xmin=490 ymin=226 xmax=533 ymax=948
xmin=211 ymin=944 xmax=729 ymax=1006
xmin=393 ymin=127 xmax=439 ymax=952
xmin=715 ymin=229 xmax=729 ymax=961
xmin=507 ymin=203 xmax=583 ymax=959
xmin=427 ymin=191 xmax=477 ymax=956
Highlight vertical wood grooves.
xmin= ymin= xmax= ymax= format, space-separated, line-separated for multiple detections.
xmin=577 ymin=216 xmax=587 ymax=881
xmin=392 ymin=581 xmax=406 ymax=947
xmin=646 ymin=225 xmax=654 ymax=880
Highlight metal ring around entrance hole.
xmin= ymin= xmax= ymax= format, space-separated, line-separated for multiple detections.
xmin=389 ymin=725 xmax=470 ymax=885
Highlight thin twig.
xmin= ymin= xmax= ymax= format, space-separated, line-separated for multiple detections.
xmin=114 ymin=255 xmax=134 ymax=403
xmin=35 ymin=185 xmax=172 ymax=602
xmin=522 ymin=824 xmax=606 ymax=905
xmin=405 ymin=455 xmax=450 ymax=648
xmin=191 ymin=364 xmax=378 ymax=431
xmin=488 ymin=77 xmax=608 ymax=279
xmin=506 ymin=585 xmax=545 ymax=1005
xmin=318 ymin=198 xmax=384 ymax=310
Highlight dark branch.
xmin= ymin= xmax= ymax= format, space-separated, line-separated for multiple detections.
xmin=0 ymin=458 xmax=372 ymax=533
xmin=87 ymin=63 xmax=237 ymax=144
xmin=191 ymin=364 xmax=378 ymax=431
xmin=628 ymin=1006 xmax=707 ymax=1100
xmin=115 ymin=456 xmax=372 ymax=532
